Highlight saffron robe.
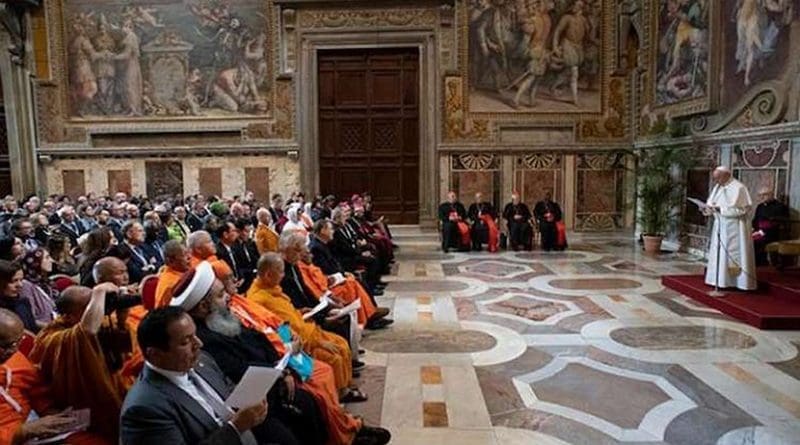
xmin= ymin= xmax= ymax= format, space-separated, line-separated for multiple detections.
xmin=154 ymin=266 xmax=184 ymax=309
xmin=255 ymin=223 xmax=279 ymax=254
xmin=30 ymin=321 xmax=127 ymax=444
xmin=297 ymin=261 xmax=377 ymax=326
xmin=246 ymin=278 xmax=353 ymax=390
xmin=229 ymin=296 xmax=361 ymax=445
xmin=0 ymin=352 xmax=105 ymax=445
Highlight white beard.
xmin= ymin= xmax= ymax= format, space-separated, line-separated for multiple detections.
xmin=206 ymin=307 xmax=242 ymax=337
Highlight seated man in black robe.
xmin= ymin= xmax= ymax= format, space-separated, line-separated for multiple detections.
xmin=438 ymin=191 xmax=470 ymax=252
xmin=467 ymin=192 xmax=496 ymax=252
xmin=503 ymin=192 xmax=533 ymax=251
xmin=534 ymin=191 xmax=564 ymax=251
xmin=752 ymin=188 xmax=790 ymax=266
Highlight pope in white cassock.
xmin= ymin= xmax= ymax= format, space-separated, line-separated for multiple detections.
xmin=703 ymin=166 xmax=757 ymax=290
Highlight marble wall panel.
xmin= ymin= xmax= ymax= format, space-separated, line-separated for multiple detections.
xmin=198 ymin=168 xmax=222 ymax=198
xmin=452 ymin=171 xmax=495 ymax=203
xmin=245 ymin=167 xmax=270 ymax=203
xmin=61 ymin=170 xmax=85 ymax=199
xmin=107 ymin=170 xmax=132 ymax=196
xmin=145 ymin=161 xmax=183 ymax=200
xmin=515 ymin=170 xmax=558 ymax=207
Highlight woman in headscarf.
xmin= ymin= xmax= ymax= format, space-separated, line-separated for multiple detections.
xmin=18 ymin=247 xmax=57 ymax=328
xmin=281 ymin=203 xmax=310 ymax=240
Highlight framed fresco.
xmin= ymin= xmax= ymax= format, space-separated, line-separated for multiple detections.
xmin=720 ymin=0 xmax=798 ymax=110
xmin=465 ymin=0 xmax=609 ymax=117
xmin=649 ymin=0 xmax=718 ymax=117
xmin=59 ymin=0 xmax=271 ymax=121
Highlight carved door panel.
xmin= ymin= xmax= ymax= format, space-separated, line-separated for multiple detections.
xmin=318 ymin=48 xmax=419 ymax=224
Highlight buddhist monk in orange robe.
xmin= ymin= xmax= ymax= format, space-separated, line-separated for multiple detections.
xmin=187 ymin=230 xmax=221 ymax=269
xmin=1 ymin=309 xmax=106 ymax=445
xmin=255 ymin=208 xmax=280 ymax=254
xmin=154 ymin=240 xmax=192 ymax=308
xmin=247 ymin=254 xmax=355 ymax=392
xmin=30 ymin=284 xmax=128 ymax=444
xmin=297 ymin=257 xmax=378 ymax=326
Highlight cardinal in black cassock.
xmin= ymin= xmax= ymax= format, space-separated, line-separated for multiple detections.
xmin=439 ymin=191 xmax=471 ymax=252
xmin=503 ymin=192 xmax=533 ymax=251
xmin=534 ymin=191 xmax=565 ymax=251
xmin=467 ymin=192 xmax=499 ymax=252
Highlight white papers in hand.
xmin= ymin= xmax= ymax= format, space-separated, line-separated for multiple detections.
xmin=225 ymin=366 xmax=282 ymax=409
xmin=329 ymin=298 xmax=361 ymax=319
xmin=687 ymin=197 xmax=710 ymax=210
xmin=28 ymin=409 xmax=91 ymax=445
xmin=302 ymin=294 xmax=330 ymax=320
xmin=329 ymin=273 xmax=346 ymax=287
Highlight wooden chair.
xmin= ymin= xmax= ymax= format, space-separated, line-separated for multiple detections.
xmin=140 ymin=274 xmax=160 ymax=310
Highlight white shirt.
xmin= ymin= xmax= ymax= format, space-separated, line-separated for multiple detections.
xmin=145 ymin=361 xmax=227 ymax=425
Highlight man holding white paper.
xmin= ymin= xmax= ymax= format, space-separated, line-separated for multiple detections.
xmin=121 ymin=306 xmax=299 ymax=445
xmin=703 ymin=166 xmax=757 ymax=291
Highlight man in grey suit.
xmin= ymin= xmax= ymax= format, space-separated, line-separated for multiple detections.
xmin=120 ymin=306 xmax=299 ymax=445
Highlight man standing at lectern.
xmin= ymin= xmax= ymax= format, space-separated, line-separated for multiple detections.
xmin=703 ymin=166 xmax=757 ymax=291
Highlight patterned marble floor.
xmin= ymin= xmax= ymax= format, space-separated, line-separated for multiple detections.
xmin=346 ymin=227 xmax=800 ymax=445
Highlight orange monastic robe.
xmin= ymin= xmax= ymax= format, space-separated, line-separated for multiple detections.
xmin=246 ymin=278 xmax=353 ymax=390
xmin=297 ymin=261 xmax=377 ymax=325
xmin=255 ymin=223 xmax=279 ymax=254
xmin=154 ymin=266 xmax=185 ymax=308
xmin=30 ymin=321 xmax=126 ymax=444
xmin=229 ymin=296 xmax=360 ymax=445
xmin=0 ymin=352 xmax=106 ymax=445
xmin=119 ymin=306 xmax=148 ymax=387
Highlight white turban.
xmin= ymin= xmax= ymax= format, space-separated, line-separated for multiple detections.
xmin=170 ymin=261 xmax=215 ymax=311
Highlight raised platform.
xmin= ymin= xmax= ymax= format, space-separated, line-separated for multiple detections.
xmin=662 ymin=269 xmax=800 ymax=330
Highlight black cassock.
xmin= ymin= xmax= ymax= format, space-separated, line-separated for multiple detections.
xmin=502 ymin=202 xmax=532 ymax=250
xmin=752 ymin=198 xmax=789 ymax=265
xmin=438 ymin=201 xmax=469 ymax=251
xmin=534 ymin=199 xmax=563 ymax=251
xmin=468 ymin=201 xmax=496 ymax=250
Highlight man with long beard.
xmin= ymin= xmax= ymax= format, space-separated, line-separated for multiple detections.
xmin=170 ymin=262 xmax=326 ymax=444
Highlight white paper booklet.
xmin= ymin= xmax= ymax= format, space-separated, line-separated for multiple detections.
xmin=302 ymin=293 xmax=331 ymax=320
xmin=275 ymin=349 xmax=293 ymax=371
xmin=329 ymin=298 xmax=361 ymax=319
xmin=329 ymin=273 xmax=346 ymax=287
xmin=687 ymin=197 xmax=710 ymax=211
xmin=225 ymin=366 xmax=282 ymax=409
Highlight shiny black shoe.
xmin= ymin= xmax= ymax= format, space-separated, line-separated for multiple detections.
xmin=354 ymin=426 xmax=391 ymax=445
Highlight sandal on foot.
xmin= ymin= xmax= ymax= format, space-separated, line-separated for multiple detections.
xmin=341 ymin=388 xmax=369 ymax=403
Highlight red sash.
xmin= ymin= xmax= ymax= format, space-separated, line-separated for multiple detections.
xmin=480 ymin=214 xmax=499 ymax=252
xmin=456 ymin=221 xmax=471 ymax=246
xmin=556 ymin=221 xmax=567 ymax=247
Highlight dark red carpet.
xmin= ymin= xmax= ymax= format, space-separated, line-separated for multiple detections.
xmin=662 ymin=268 xmax=800 ymax=330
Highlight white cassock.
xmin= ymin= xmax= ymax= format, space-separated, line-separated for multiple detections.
xmin=705 ymin=178 xmax=757 ymax=290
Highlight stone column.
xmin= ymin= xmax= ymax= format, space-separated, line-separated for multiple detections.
xmin=0 ymin=5 xmax=39 ymax=197
xmin=790 ymin=138 xmax=800 ymax=238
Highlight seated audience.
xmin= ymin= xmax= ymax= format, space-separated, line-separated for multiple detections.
xmin=120 ymin=221 xmax=157 ymax=284
xmin=255 ymin=207 xmax=279 ymax=254
xmin=154 ymin=240 xmax=191 ymax=309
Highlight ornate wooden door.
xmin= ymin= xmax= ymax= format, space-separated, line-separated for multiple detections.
xmin=318 ymin=48 xmax=420 ymax=224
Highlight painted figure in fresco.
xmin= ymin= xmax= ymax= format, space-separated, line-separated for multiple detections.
xmin=551 ymin=0 xmax=591 ymax=106
xmin=210 ymin=62 xmax=265 ymax=113
xmin=68 ymin=19 xmax=103 ymax=115
xmin=113 ymin=20 xmax=143 ymax=116
xmin=511 ymin=0 xmax=554 ymax=108
xmin=92 ymin=18 xmax=117 ymax=114
xmin=655 ymin=0 xmax=709 ymax=104
xmin=471 ymin=0 xmax=516 ymax=91
xmin=735 ymin=0 xmax=794 ymax=87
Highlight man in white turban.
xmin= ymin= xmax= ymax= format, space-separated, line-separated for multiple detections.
xmin=703 ymin=166 xmax=757 ymax=291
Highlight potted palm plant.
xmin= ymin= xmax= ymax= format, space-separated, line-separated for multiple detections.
xmin=636 ymin=147 xmax=691 ymax=253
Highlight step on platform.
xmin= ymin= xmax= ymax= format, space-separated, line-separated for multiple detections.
xmin=662 ymin=269 xmax=800 ymax=330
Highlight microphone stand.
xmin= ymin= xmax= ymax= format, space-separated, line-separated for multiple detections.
xmin=708 ymin=207 xmax=726 ymax=298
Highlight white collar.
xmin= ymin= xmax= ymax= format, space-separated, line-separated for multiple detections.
xmin=146 ymin=361 xmax=189 ymax=384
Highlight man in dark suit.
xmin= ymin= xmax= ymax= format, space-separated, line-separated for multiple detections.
xmin=120 ymin=220 xmax=157 ymax=284
xmin=216 ymin=221 xmax=243 ymax=287
xmin=58 ymin=205 xmax=86 ymax=248
xmin=233 ymin=218 xmax=259 ymax=292
xmin=121 ymin=306 xmax=299 ymax=445
xmin=330 ymin=208 xmax=383 ymax=292
xmin=310 ymin=219 xmax=384 ymax=297
xmin=187 ymin=201 xmax=208 ymax=233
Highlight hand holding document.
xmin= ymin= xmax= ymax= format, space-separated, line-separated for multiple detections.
xmin=27 ymin=408 xmax=91 ymax=445
xmin=328 ymin=299 xmax=361 ymax=319
xmin=302 ymin=293 xmax=331 ymax=320
xmin=225 ymin=366 xmax=282 ymax=409
xmin=328 ymin=273 xmax=346 ymax=287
